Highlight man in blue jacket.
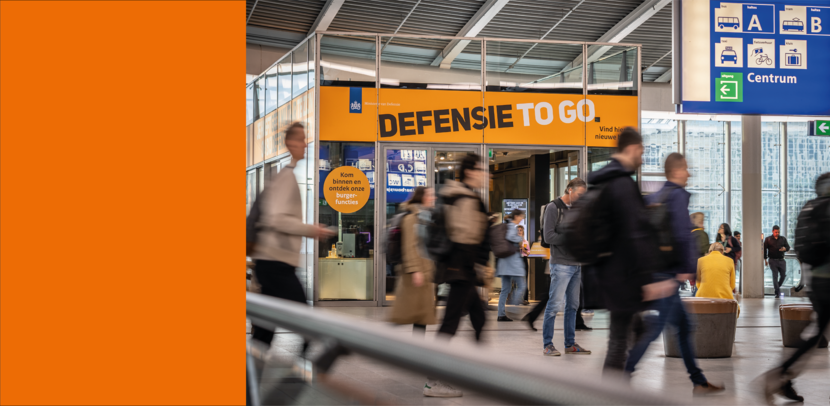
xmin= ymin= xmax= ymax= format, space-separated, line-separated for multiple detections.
xmin=623 ymin=152 xmax=724 ymax=396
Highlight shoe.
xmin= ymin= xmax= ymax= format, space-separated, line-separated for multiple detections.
xmin=693 ymin=381 xmax=725 ymax=397
xmin=575 ymin=324 xmax=593 ymax=331
xmin=497 ymin=316 xmax=512 ymax=321
xmin=543 ymin=345 xmax=561 ymax=356
xmin=564 ymin=343 xmax=592 ymax=354
xmin=521 ymin=314 xmax=537 ymax=331
xmin=780 ymin=381 xmax=804 ymax=402
xmin=521 ymin=301 xmax=530 ymax=306
xmin=424 ymin=380 xmax=462 ymax=397
xmin=581 ymin=309 xmax=594 ymax=315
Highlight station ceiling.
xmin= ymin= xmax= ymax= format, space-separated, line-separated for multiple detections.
xmin=245 ymin=0 xmax=673 ymax=82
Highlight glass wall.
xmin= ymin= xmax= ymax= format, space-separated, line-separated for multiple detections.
xmin=318 ymin=142 xmax=375 ymax=301
xmin=381 ymin=36 xmax=482 ymax=90
xmin=485 ymin=41 xmax=583 ymax=93
xmin=731 ymin=121 xmax=742 ymax=235
xmin=587 ymin=45 xmax=638 ymax=96
xmin=686 ymin=121 xmax=727 ymax=238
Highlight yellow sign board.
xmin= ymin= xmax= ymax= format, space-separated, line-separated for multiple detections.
xmin=318 ymin=87 xmax=637 ymax=147
xmin=323 ymin=166 xmax=371 ymax=213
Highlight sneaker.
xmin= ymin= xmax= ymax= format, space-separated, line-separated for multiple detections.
xmin=497 ymin=316 xmax=513 ymax=322
xmin=424 ymin=381 xmax=462 ymax=397
xmin=564 ymin=343 xmax=592 ymax=354
xmin=543 ymin=345 xmax=561 ymax=356
xmin=693 ymin=381 xmax=725 ymax=397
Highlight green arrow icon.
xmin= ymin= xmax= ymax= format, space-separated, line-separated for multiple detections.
xmin=816 ymin=120 xmax=830 ymax=136
xmin=715 ymin=72 xmax=743 ymax=102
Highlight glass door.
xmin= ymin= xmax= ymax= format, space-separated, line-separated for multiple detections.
xmin=378 ymin=144 xmax=481 ymax=306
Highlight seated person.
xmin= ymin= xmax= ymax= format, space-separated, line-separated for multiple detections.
xmin=696 ymin=243 xmax=739 ymax=317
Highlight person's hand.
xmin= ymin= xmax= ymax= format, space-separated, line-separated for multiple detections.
xmin=725 ymin=247 xmax=732 ymax=253
xmin=411 ymin=271 xmax=424 ymax=287
xmin=642 ymin=280 xmax=677 ymax=301
xmin=315 ymin=225 xmax=335 ymax=239
xmin=780 ymin=247 xmax=786 ymax=252
xmin=765 ymin=260 xmax=769 ymax=267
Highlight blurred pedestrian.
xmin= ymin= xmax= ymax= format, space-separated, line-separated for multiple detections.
xmin=696 ymin=243 xmax=739 ymax=317
xmin=251 ymin=123 xmax=334 ymax=349
xmin=624 ymin=153 xmax=724 ymax=395
xmin=427 ymin=154 xmax=490 ymax=398
xmin=763 ymin=172 xmax=830 ymax=404
xmin=390 ymin=187 xmax=437 ymax=334
xmin=586 ymin=128 xmax=653 ymax=377
xmin=541 ymin=178 xmax=591 ymax=356
xmin=496 ymin=209 xmax=527 ymax=321
xmin=518 ymin=225 xmax=530 ymax=305
xmin=764 ymin=225 xmax=790 ymax=298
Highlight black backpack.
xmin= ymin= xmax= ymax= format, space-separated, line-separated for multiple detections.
xmin=384 ymin=212 xmax=408 ymax=265
xmin=794 ymin=196 xmax=830 ymax=267
xmin=489 ymin=222 xmax=518 ymax=258
xmin=246 ymin=195 xmax=262 ymax=256
xmin=539 ymin=200 xmax=557 ymax=249
xmin=646 ymin=185 xmax=681 ymax=270
xmin=560 ymin=182 xmax=612 ymax=264
xmin=426 ymin=196 xmax=454 ymax=261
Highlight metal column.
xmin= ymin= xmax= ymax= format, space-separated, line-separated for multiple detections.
xmin=741 ymin=115 xmax=764 ymax=298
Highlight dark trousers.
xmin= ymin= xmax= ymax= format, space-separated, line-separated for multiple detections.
xmin=624 ymin=291 xmax=707 ymax=386
xmin=252 ymin=260 xmax=308 ymax=346
xmin=526 ymin=275 xmax=588 ymax=327
xmin=769 ymin=259 xmax=787 ymax=296
xmin=438 ymin=281 xmax=485 ymax=341
xmin=780 ymin=277 xmax=830 ymax=375
xmin=603 ymin=310 xmax=636 ymax=375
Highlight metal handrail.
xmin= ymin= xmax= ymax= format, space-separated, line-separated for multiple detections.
xmin=247 ymin=293 xmax=680 ymax=405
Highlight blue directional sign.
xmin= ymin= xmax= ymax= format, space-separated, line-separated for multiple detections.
xmin=677 ymin=1 xmax=830 ymax=115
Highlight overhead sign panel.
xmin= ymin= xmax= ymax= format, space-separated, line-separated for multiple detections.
xmin=678 ymin=1 xmax=830 ymax=115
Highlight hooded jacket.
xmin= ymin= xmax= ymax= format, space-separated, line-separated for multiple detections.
xmin=543 ymin=197 xmax=580 ymax=265
xmin=434 ymin=180 xmax=490 ymax=284
xmin=586 ymin=158 xmax=654 ymax=312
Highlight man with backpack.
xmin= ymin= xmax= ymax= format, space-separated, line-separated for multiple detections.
xmin=249 ymin=123 xmax=334 ymax=349
xmin=540 ymin=178 xmax=590 ymax=356
xmin=426 ymin=154 xmax=490 ymax=397
xmin=763 ymin=172 xmax=830 ymax=404
xmin=623 ymin=152 xmax=724 ymax=395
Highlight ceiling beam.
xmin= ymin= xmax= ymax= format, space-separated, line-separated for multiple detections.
xmin=558 ymin=0 xmax=670 ymax=73
xmin=654 ymin=68 xmax=672 ymax=82
xmin=381 ymin=0 xmax=422 ymax=52
xmin=431 ymin=0 xmax=510 ymax=69
xmin=307 ymin=0 xmax=346 ymax=35
xmin=505 ymin=0 xmax=586 ymax=72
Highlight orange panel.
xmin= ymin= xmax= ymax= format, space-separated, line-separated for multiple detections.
xmin=320 ymin=87 xmax=376 ymax=141
xmin=264 ymin=110 xmax=278 ymax=160
xmin=585 ymin=95 xmax=639 ymax=147
xmin=378 ymin=88 xmax=483 ymax=143
xmin=483 ymin=93 xmax=585 ymax=146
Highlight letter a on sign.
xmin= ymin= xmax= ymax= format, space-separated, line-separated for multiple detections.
xmin=748 ymin=14 xmax=762 ymax=31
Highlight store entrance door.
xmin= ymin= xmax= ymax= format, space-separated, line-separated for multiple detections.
xmin=378 ymin=144 xmax=482 ymax=306
xmin=486 ymin=147 xmax=583 ymax=305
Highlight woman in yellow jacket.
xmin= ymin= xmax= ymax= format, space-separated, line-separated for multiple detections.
xmin=696 ymin=242 xmax=740 ymax=317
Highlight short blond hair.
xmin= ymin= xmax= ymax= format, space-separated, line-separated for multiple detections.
xmin=690 ymin=212 xmax=704 ymax=227
xmin=709 ymin=242 xmax=724 ymax=253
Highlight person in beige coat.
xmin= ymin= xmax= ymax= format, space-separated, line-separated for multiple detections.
xmin=251 ymin=122 xmax=333 ymax=348
xmin=390 ymin=187 xmax=437 ymax=332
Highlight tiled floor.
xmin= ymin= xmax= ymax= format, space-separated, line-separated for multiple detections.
xmin=253 ymin=297 xmax=829 ymax=405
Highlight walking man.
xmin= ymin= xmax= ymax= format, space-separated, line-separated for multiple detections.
xmin=251 ymin=123 xmax=334 ymax=348
xmin=623 ymin=153 xmax=724 ymax=396
xmin=541 ymin=178 xmax=590 ymax=356
xmin=764 ymin=225 xmax=790 ymax=298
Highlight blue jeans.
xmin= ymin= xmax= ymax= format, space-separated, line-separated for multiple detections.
xmin=542 ymin=263 xmax=581 ymax=348
xmin=624 ymin=288 xmax=707 ymax=386
xmin=498 ymin=275 xmax=526 ymax=317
